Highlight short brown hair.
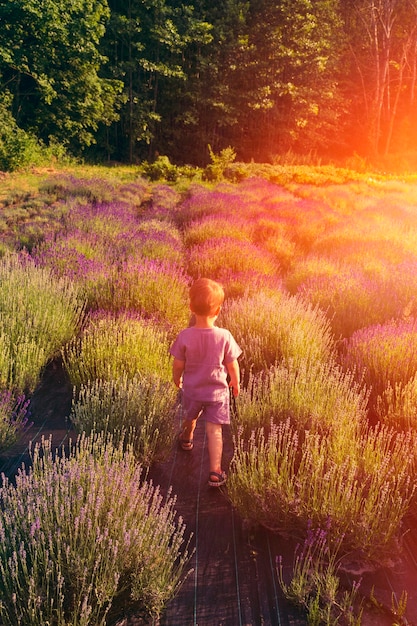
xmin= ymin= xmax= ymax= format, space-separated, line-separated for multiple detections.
xmin=189 ymin=278 xmax=225 ymax=316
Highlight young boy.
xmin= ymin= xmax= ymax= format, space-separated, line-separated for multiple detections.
xmin=170 ymin=278 xmax=241 ymax=487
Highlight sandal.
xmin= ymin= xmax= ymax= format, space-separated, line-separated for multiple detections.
xmin=178 ymin=436 xmax=193 ymax=451
xmin=208 ymin=471 xmax=227 ymax=487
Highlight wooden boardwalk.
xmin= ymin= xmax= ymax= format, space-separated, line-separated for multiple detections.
xmin=1 ymin=362 xmax=416 ymax=626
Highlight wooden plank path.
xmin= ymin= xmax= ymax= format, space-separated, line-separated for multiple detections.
xmin=1 ymin=361 xmax=416 ymax=625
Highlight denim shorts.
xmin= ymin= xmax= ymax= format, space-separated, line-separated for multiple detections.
xmin=182 ymin=392 xmax=230 ymax=425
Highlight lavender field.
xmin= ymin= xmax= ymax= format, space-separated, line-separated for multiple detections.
xmin=1 ymin=164 xmax=417 ymax=625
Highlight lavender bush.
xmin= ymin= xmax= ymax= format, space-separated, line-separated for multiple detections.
xmin=33 ymin=202 xmax=188 ymax=329
xmin=40 ymin=174 xmax=120 ymax=205
xmin=70 ymin=373 xmax=177 ymax=464
xmin=310 ymin=213 xmax=416 ymax=267
xmin=295 ymin=262 xmax=417 ymax=338
xmin=341 ymin=318 xmax=417 ymax=408
xmin=277 ymin=522 xmax=363 ymax=625
xmin=220 ymin=290 xmax=335 ymax=375
xmin=134 ymin=219 xmax=184 ymax=264
xmin=285 ymin=255 xmax=341 ymax=295
xmin=0 ymin=252 xmax=85 ymax=394
xmin=0 ymin=391 xmax=30 ymax=452
xmin=184 ymin=215 xmax=253 ymax=248
xmin=107 ymin=260 xmax=189 ymax=334
xmin=0 ymin=433 xmax=191 ymax=625
xmin=236 ymin=361 xmax=368 ymax=458
xmin=62 ymin=312 xmax=172 ymax=387
xmin=228 ymin=419 xmax=415 ymax=559
xmin=376 ymin=374 xmax=417 ymax=431
xmin=251 ymin=215 xmax=296 ymax=271
xmin=186 ymin=237 xmax=278 ymax=280
xmin=174 ymin=184 xmax=253 ymax=228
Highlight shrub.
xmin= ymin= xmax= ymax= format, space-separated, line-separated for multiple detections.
xmin=0 ymin=433 xmax=190 ymax=625
xmin=134 ymin=219 xmax=184 ymax=264
xmin=107 ymin=260 xmax=189 ymax=334
xmin=33 ymin=201 xmax=142 ymax=274
xmin=297 ymin=268 xmax=400 ymax=338
xmin=341 ymin=318 xmax=417 ymax=407
xmin=376 ymin=373 xmax=417 ymax=431
xmin=202 ymin=145 xmax=236 ymax=182
xmin=228 ymin=419 xmax=415 ymax=559
xmin=140 ymin=155 xmax=182 ymax=182
xmin=62 ymin=312 xmax=172 ymax=387
xmin=277 ymin=523 xmax=363 ymax=625
xmin=236 ymin=361 xmax=368 ymax=460
xmin=0 ymin=94 xmax=44 ymax=172
xmin=0 ymin=253 xmax=85 ymax=394
xmin=174 ymin=184 xmax=252 ymax=229
xmin=297 ymin=257 xmax=417 ymax=338
xmin=39 ymin=175 xmax=116 ymax=205
xmin=70 ymin=374 xmax=177 ymax=464
xmin=220 ymin=291 xmax=334 ymax=376
xmin=310 ymin=213 xmax=416 ymax=267
xmin=251 ymin=216 xmax=297 ymax=270
xmin=33 ymin=236 xmax=114 ymax=312
xmin=146 ymin=183 xmax=183 ymax=217
xmin=0 ymin=392 xmax=30 ymax=452
xmin=183 ymin=216 xmax=252 ymax=248
xmin=33 ymin=204 xmax=187 ymax=325
xmin=186 ymin=237 xmax=278 ymax=281
xmin=218 ymin=271 xmax=284 ymax=301
xmin=67 ymin=201 xmax=140 ymax=239
xmin=285 ymin=256 xmax=343 ymax=295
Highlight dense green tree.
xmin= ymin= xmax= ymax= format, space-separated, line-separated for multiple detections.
xmin=157 ymin=0 xmax=253 ymax=165
xmin=240 ymin=0 xmax=346 ymax=159
xmin=152 ymin=0 xmax=347 ymax=163
xmin=2 ymin=0 xmax=417 ymax=165
xmin=0 ymin=0 xmax=123 ymax=152
xmin=97 ymin=0 xmax=212 ymax=162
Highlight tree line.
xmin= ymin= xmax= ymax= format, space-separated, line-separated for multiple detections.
xmin=1 ymin=0 xmax=417 ymax=166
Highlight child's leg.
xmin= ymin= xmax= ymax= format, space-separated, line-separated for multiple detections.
xmin=205 ymin=421 xmax=223 ymax=476
xmin=180 ymin=418 xmax=198 ymax=443
xmin=179 ymin=397 xmax=202 ymax=449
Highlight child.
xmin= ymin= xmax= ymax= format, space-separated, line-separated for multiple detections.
xmin=170 ymin=278 xmax=241 ymax=487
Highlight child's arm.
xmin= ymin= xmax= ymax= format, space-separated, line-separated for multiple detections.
xmin=226 ymin=359 xmax=240 ymax=397
xmin=172 ymin=358 xmax=185 ymax=388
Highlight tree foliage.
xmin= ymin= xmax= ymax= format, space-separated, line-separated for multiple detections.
xmin=0 ymin=0 xmax=123 ymax=153
xmin=0 ymin=0 xmax=417 ymax=167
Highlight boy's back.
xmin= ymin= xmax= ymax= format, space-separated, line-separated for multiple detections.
xmin=170 ymin=326 xmax=241 ymax=401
